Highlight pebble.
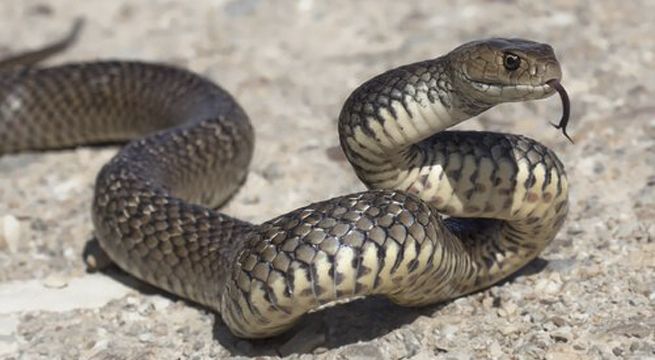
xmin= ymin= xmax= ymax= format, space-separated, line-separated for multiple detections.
xmin=151 ymin=297 xmax=172 ymax=312
xmin=444 ymin=350 xmax=476 ymax=360
xmin=566 ymin=223 xmax=585 ymax=235
xmin=550 ymin=326 xmax=573 ymax=342
xmin=534 ymin=275 xmax=563 ymax=295
xmin=83 ymin=240 xmax=114 ymax=271
xmin=551 ymin=316 xmax=569 ymax=327
xmin=82 ymin=339 xmax=110 ymax=358
xmin=42 ymin=274 xmax=69 ymax=289
xmin=0 ymin=314 xmax=19 ymax=355
xmin=339 ymin=343 xmax=387 ymax=360
xmin=440 ymin=323 xmax=460 ymax=339
xmin=498 ymin=300 xmax=518 ymax=317
xmin=138 ymin=333 xmax=153 ymax=343
xmin=399 ymin=328 xmax=422 ymax=356
xmin=498 ymin=323 xmax=520 ymax=336
xmin=487 ymin=340 xmax=503 ymax=359
xmin=0 ymin=215 xmax=22 ymax=253
xmin=406 ymin=350 xmax=434 ymax=360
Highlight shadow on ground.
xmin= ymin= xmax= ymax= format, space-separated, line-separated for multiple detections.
xmin=83 ymin=238 xmax=550 ymax=357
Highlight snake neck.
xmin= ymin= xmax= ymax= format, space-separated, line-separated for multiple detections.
xmin=338 ymin=58 xmax=569 ymax=296
xmin=338 ymin=58 xmax=488 ymax=188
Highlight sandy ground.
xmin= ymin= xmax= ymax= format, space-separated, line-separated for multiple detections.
xmin=0 ymin=0 xmax=653 ymax=359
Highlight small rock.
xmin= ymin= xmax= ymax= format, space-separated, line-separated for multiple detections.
xmin=84 ymin=240 xmax=114 ymax=271
xmin=151 ymin=297 xmax=172 ymax=311
xmin=551 ymin=316 xmax=569 ymax=327
xmin=42 ymin=274 xmax=69 ymax=289
xmin=646 ymin=224 xmax=655 ymax=242
xmin=499 ymin=301 xmax=518 ymax=317
xmin=82 ymin=339 xmax=110 ymax=359
xmin=399 ymin=328 xmax=422 ymax=355
xmin=137 ymin=302 xmax=155 ymax=316
xmin=481 ymin=295 xmax=495 ymax=309
xmin=138 ymin=333 xmax=153 ymax=343
xmin=444 ymin=350 xmax=476 ymax=360
xmin=339 ymin=343 xmax=386 ymax=360
xmin=535 ymin=276 xmax=562 ymax=295
xmin=611 ymin=346 xmax=623 ymax=356
xmin=499 ymin=323 xmax=520 ymax=336
xmin=566 ymin=223 xmax=585 ymax=235
xmin=0 ymin=215 xmax=22 ymax=253
xmin=488 ymin=340 xmax=503 ymax=359
xmin=125 ymin=296 xmax=140 ymax=307
xmin=440 ymin=324 xmax=459 ymax=338
xmin=550 ymin=326 xmax=573 ymax=342
xmin=407 ymin=350 xmax=434 ymax=360
xmin=0 ymin=313 xmax=19 ymax=355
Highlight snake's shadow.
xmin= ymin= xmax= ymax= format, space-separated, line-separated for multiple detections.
xmin=211 ymin=256 xmax=549 ymax=357
xmin=212 ymin=295 xmax=434 ymax=357
xmin=84 ymin=238 xmax=548 ymax=357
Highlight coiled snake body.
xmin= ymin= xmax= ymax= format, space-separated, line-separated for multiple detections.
xmin=0 ymin=31 xmax=569 ymax=338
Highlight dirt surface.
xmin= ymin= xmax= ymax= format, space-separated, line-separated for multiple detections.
xmin=0 ymin=0 xmax=653 ymax=359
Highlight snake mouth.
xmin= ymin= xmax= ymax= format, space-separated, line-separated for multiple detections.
xmin=467 ymin=77 xmax=572 ymax=143
xmin=546 ymin=79 xmax=572 ymax=143
xmin=466 ymin=76 xmax=553 ymax=99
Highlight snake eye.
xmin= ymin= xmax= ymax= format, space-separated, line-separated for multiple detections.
xmin=503 ymin=53 xmax=521 ymax=71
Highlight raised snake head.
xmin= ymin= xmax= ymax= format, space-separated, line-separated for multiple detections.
xmin=448 ymin=38 xmax=571 ymax=141
xmin=449 ymin=38 xmax=562 ymax=103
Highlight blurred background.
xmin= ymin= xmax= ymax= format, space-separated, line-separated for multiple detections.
xmin=0 ymin=1 xmax=653 ymax=359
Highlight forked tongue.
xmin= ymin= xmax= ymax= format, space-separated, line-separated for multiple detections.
xmin=546 ymin=79 xmax=573 ymax=143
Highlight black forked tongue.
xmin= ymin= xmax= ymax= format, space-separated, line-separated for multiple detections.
xmin=546 ymin=79 xmax=573 ymax=143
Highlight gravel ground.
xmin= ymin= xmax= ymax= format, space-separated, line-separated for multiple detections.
xmin=0 ymin=0 xmax=653 ymax=359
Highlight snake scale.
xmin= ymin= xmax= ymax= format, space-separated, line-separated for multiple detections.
xmin=0 ymin=23 xmax=570 ymax=338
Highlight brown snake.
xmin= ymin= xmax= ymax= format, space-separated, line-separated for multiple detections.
xmin=0 ymin=23 xmax=570 ymax=338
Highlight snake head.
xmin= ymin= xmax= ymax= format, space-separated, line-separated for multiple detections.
xmin=449 ymin=38 xmax=562 ymax=105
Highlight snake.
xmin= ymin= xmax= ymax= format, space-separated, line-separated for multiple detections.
xmin=0 ymin=22 xmax=570 ymax=338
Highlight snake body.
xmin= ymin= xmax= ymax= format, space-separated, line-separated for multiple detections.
xmin=0 ymin=34 xmax=568 ymax=338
